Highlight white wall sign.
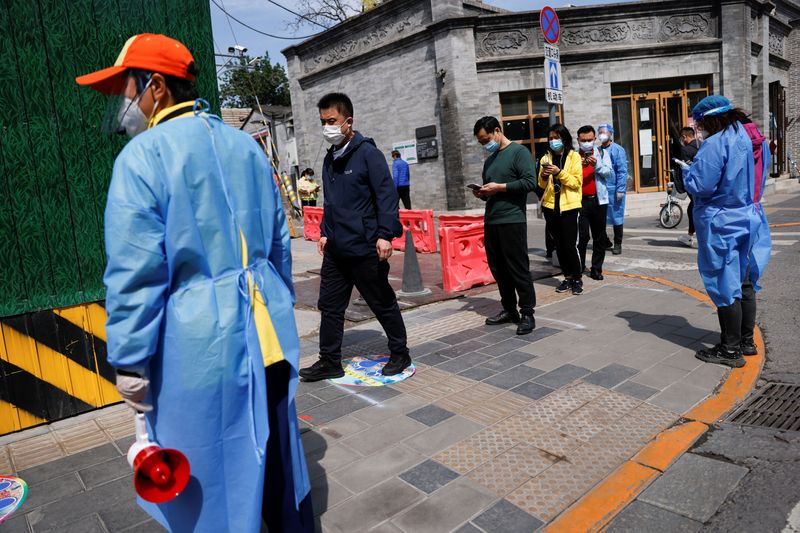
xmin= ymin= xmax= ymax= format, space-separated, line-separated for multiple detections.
xmin=392 ymin=140 xmax=418 ymax=164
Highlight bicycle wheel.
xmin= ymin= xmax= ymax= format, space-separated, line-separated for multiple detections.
xmin=659 ymin=202 xmax=683 ymax=229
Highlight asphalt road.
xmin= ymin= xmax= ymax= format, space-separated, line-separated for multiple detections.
xmin=527 ymin=186 xmax=800 ymax=532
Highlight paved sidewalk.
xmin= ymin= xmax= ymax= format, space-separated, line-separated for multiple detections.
xmin=2 ymin=275 xmax=730 ymax=532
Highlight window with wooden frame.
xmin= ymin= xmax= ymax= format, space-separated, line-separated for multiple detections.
xmin=500 ymin=91 xmax=563 ymax=163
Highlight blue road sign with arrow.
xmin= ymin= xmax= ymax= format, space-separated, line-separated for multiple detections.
xmin=545 ymin=58 xmax=561 ymax=91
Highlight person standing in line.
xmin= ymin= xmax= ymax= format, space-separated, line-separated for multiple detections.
xmin=681 ymin=95 xmax=771 ymax=368
xmin=597 ymin=124 xmax=628 ymax=255
xmin=297 ymin=167 xmax=320 ymax=207
xmin=538 ymin=124 xmax=584 ymax=295
xmin=299 ymin=93 xmax=411 ymax=381
xmin=677 ymin=127 xmax=700 ymax=248
xmin=391 ymin=150 xmax=412 ymax=209
xmin=576 ymin=125 xmax=612 ymax=280
xmin=77 ymin=34 xmax=313 ymax=531
xmin=471 ymin=116 xmax=537 ymax=335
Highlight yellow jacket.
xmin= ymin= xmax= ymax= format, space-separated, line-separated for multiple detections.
xmin=538 ymin=150 xmax=583 ymax=212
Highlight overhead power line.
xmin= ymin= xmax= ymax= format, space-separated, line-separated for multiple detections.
xmin=210 ymin=0 xmax=321 ymax=40
xmin=264 ymin=0 xmax=330 ymax=30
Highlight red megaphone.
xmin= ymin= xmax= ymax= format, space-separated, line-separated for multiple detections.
xmin=127 ymin=412 xmax=190 ymax=503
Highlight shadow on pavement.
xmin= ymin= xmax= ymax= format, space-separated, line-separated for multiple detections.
xmin=616 ymin=312 xmax=717 ymax=350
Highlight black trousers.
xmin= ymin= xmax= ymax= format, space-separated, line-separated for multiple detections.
xmin=612 ymin=224 xmax=623 ymax=246
xmin=687 ymin=197 xmax=695 ymax=235
xmin=318 ymin=252 xmax=408 ymax=362
xmin=542 ymin=207 xmax=582 ymax=279
xmin=262 ymin=361 xmax=314 ymax=532
xmin=484 ymin=223 xmax=536 ymax=315
xmin=717 ymin=277 xmax=757 ymax=349
xmin=397 ymin=186 xmax=411 ymax=210
xmin=578 ymin=196 xmax=608 ymax=273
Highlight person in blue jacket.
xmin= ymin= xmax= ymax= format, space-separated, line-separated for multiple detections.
xmin=681 ymin=95 xmax=772 ymax=368
xmin=300 ymin=93 xmax=410 ymax=381
xmin=76 ymin=34 xmax=312 ymax=532
xmin=392 ymin=150 xmax=412 ymax=209
xmin=597 ymin=124 xmax=629 ymax=255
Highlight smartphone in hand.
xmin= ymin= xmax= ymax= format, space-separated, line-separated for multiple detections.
xmin=466 ymin=184 xmax=482 ymax=191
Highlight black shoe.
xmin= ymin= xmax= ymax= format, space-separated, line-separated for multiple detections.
xmin=516 ymin=314 xmax=535 ymax=335
xmin=695 ymin=344 xmax=745 ymax=368
xmin=299 ymin=357 xmax=345 ymax=381
xmin=571 ymin=279 xmax=584 ymax=295
xmin=556 ymin=279 xmax=571 ymax=293
xmin=485 ymin=310 xmax=520 ymax=325
xmin=382 ymin=353 xmax=412 ymax=376
xmin=741 ymin=339 xmax=758 ymax=356
xmin=545 ymin=251 xmax=553 ymax=259
xmin=603 ymin=239 xmax=614 ymax=250
xmin=612 ymin=243 xmax=622 ymax=255
xmin=589 ymin=269 xmax=604 ymax=281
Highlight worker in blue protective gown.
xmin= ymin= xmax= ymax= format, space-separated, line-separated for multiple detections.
xmin=597 ymin=124 xmax=629 ymax=255
xmin=76 ymin=34 xmax=312 ymax=532
xmin=681 ymin=95 xmax=772 ymax=369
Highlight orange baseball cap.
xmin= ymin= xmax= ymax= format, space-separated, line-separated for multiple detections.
xmin=76 ymin=34 xmax=196 ymax=94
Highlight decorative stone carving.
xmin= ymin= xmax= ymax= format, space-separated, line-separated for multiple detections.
xmin=479 ymin=30 xmax=529 ymax=57
xmin=301 ymin=12 xmax=423 ymax=74
xmin=660 ymin=14 xmax=710 ymax=39
xmin=769 ymin=32 xmax=784 ymax=56
xmin=561 ymin=24 xmax=631 ymax=45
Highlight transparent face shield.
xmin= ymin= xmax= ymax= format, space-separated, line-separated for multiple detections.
xmin=100 ymin=70 xmax=153 ymax=137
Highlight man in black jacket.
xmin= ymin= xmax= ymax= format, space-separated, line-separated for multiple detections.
xmin=300 ymin=93 xmax=411 ymax=381
xmin=678 ymin=127 xmax=700 ymax=248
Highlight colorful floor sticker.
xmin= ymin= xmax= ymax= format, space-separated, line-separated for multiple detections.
xmin=0 ymin=476 xmax=27 ymax=524
xmin=328 ymin=355 xmax=416 ymax=387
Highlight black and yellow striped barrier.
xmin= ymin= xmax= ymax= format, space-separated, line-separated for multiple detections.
xmin=0 ymin=302 xmax=119 ymax=435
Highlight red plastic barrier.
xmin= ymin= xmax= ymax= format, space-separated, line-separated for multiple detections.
xmin=302 ymin=206 xmax=323 ymax=241
xmin=438 ymin=214 xmax=484 ymax=230
xmin=392 ymin=209 xmax=437 ymax=253
xmin=439 ymin=222 xmax=495 ymax=292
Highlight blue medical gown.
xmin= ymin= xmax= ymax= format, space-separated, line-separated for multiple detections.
xmin=683 ymin=124 xmax=772 ymax=307
xmin=103 ymin=113 xmax=310 ymax=532
xmin=602 ymin=143 xmax=628 ymax=225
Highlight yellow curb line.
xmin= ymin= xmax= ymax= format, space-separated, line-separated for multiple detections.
xmin=769 ymin=222 xmax=800 ymax=228
xmin=543 ymin=271 xmax=765 ymax=532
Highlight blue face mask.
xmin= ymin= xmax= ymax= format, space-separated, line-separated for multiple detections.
xmin=484 ymin=140 xmax=500 ymax=153
xmin=550 ymin=139 xmax=564 ymax=152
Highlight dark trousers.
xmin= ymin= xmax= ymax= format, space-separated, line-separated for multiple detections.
xmin=484 ymin=223 xmax=536 ymax=315
xmin=397 ymin=186 xmax=411 ymax=210
xmin=542 ymin=207 xmax=582 ymax=279
xmin=687 ymin=197 xmax=695 ymax=234
xmin=301 ymin=199 xmax=317 ymax=207
xmin=717 ymin=277 xmax=757 ymax=349
xmin=262 ymin=361 xmax=314 ymax=532
xmin=578 ymin=196 xmax=608 ymax=273
xmin=545 ymin=222 xmax=555 ymax=255
xmin=612 ymin=224 xmax=623 ymax=246
xmin=318 ymin=252 xmax=408 ymax=362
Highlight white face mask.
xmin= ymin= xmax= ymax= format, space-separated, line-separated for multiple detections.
xmin=323 ymin=123 xmax=347 ymax=145
xmin=598 ymin=133 xmax=610 ymax=144
xmin=117 ymin=97 xmax=150 ymax=138
xmin=580 ymin=141 xmax=594 ymax=152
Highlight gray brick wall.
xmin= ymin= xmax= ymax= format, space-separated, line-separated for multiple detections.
xmin=788 ymin=21 xmax=800 ymax=169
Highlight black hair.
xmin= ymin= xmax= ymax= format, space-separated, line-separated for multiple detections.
xmin=164 ymin=74 xmax=198 ymax=103
xmin=317 ymin=92 xmax=354 ymax=118
xmin=576 ymin=125 xmax=595 ymax=137
xmin=680 ymin=127 xmax=695 ymax=137
xmin=302 ymin=168 xmax=314 ymax=177
xmin=698 ymin=107 xmax=750 ymax=136
xmin=547 ymin=123 xmax=573 ymax=157
xmin=473 ymin=116 xmax=501 ymax=136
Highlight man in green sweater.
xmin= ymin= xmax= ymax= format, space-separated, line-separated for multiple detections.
xmin=472 ymin=116 xmax=537 ymax=335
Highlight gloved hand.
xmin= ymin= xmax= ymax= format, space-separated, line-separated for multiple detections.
xmin=116 ymin=370 xmax=152 ymax=412
xmin=616 ymin=191 xmax=625 ymax=202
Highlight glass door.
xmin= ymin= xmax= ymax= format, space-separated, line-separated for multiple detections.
xmin=635 ymin=99 xmax=659 ymax=191
xmin=663 ymin=96 xmax=684 ymax=190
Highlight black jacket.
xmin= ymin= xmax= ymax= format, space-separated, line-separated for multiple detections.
xmin=320 ymin=132 xmax=402 ymax=257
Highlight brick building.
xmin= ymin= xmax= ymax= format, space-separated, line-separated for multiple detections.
xmin=283 ymin=0 xmax=799 ymax=212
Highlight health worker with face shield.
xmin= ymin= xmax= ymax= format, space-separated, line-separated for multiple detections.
xmin=76 ymin=34 xmax=312 ymax=532
xmin=597 ymin=124 xmax=629 ymax=255
xmin=681 ymin=95 xmax=772 ymax=369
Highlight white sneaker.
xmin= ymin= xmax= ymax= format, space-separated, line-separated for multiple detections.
xmin=678 ymin=234 xmax=694 ymax=248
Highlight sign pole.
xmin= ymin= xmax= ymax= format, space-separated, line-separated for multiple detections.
xmin=541 ymin=6 xmax=561 ymax=125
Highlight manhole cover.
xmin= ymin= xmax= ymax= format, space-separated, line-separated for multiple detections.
xmin=728 ymin=383 xmax=800 ymax=431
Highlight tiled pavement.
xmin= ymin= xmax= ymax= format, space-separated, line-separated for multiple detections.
xmin=2 ymin=275 xmax=730 ymax=532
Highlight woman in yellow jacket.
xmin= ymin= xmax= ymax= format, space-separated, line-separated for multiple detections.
xmin=539 ymin=124 xmax=584 ymax=295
